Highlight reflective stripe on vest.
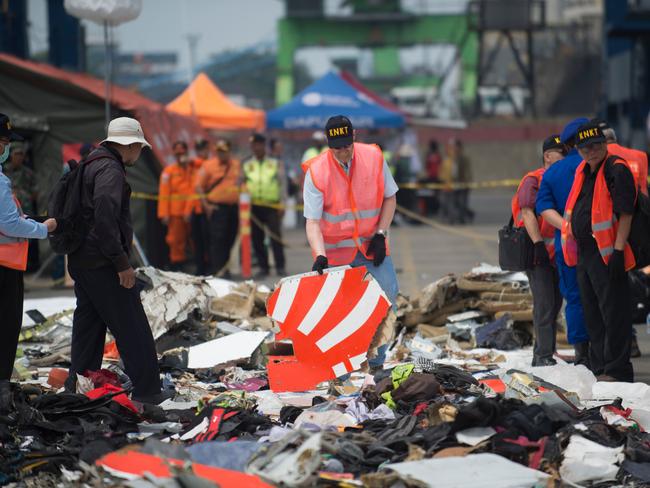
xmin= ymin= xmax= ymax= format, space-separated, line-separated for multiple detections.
xmin=561 ymin=155 xmax=636 ymax=270
xmin=243 ymin=157 xmax=280 ymax=203
xmin=324 ymin=236 xmax=371 ymax=250
xmin=305 ymin=143 xmax=386 ymax=266
xmin=322 ymin=208 xmax=381 ymax=224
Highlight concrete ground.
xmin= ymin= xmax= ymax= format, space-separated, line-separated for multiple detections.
xmin=24 ymin=189 xmax=650 ymax=384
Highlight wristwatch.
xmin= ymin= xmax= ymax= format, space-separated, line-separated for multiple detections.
xmin=376 ymin=229 xmax=388 ymax=237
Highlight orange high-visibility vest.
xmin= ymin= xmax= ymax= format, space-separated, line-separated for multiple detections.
xmin=561 ymin=155 xmax=636 ymax=270
xmin=0 ymin=195 xmax=29 ymax=271
xmin=303 ymin=143 xmax=387 ymax=266
xmin=608 ymin=143 xmax=648 ymax=196
xmin=510 ymin=167 xmax=556 ymax=261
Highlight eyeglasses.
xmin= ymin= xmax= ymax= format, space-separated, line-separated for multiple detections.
xmin=579 ymin=142 xmax=603 ymax=151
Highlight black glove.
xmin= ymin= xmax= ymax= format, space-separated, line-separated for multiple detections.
xmin=367 ymin=233 xmax=387 ymax=266
xmin=608 ymin=249 xmax=626 ymax=281
xmin=533 ymin=241 xmax=550 ymax=267
xmin=312 ymin=255 xmax=328 ymax=275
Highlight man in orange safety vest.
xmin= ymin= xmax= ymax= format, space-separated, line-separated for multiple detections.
xmin=302 ymin=115 xmax=399 ymax=370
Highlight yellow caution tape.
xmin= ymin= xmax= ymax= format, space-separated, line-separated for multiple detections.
xmin=395 ymin=204 xmax=498 ymax=242
xmin=130 ymin=179 xmax=522 ymax=207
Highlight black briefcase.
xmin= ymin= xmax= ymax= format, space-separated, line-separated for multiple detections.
xmin=498 ymin=218 xmax=533 ymax=271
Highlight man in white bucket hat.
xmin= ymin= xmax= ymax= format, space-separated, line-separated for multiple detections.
xmin=65 ymin=117 xmax=171 ymax=405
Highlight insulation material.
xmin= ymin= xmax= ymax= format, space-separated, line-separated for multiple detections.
xmin=186 ymin=331 xmax=269 ymax=369
xmin=386 ymin=453 xmax=549 ymax=487
xmin=559 ymin=435 xmax=625 ymax=484
xmin=137 ymin=267 xmax=219 ymax=339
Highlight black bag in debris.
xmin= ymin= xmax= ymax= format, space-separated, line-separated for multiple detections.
xmin=475 ymin=315 xmax=530 ymax=351
xmin=498 ymin=217 xmax=533 ymax=271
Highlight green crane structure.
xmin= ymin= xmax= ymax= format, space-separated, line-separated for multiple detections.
xmin=275 ymin=9 xmax=478 ymax=107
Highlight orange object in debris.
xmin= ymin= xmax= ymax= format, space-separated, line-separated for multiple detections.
xmin=103 ymin=340 xmax=120 ymax=360
xmin=266 ymin=266 xmax=390 ymax=392
xmin=240 ymin=192 xmax=252 ymax=279
xmin=479 ymin=378 xmax=506 ymax=394
xmin=267 ymin=355 xmax=334 ymax=392
xmin=47 ymin=368 xmax=69 ymax=389
xmin=97 ymin=450 xmax=273 ymax=487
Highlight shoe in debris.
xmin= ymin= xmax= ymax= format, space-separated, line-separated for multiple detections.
xmin=532 ymin=357 xmax=557 ymax=367
xmin=131 ymin=389 xmax=175 ymax=406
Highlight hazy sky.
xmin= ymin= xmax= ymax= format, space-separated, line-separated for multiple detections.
xmin=29 ymin=0 xmax=284 ymax=72
xmin=28 ymin=0 xmax=466 ymax=81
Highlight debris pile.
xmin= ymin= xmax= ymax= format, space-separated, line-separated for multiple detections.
xmin=3 ymin=264 xmax=649 ymax=487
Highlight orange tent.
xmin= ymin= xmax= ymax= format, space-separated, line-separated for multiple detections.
xmin=167 ymin=72 xmax=265 ymax=131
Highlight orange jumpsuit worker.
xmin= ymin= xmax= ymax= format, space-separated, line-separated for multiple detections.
xmin=158 ymin=141 xmax=195 ymax=269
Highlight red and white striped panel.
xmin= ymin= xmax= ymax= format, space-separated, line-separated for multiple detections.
xmin=266 ymin=266 xmax=390 ymax=379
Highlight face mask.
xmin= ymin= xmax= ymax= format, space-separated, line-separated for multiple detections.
xmin=0 ymin=145 xmax=10 ymax=164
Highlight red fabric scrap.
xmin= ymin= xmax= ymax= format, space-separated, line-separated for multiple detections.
xmin=85 ymin=383 xmax=138 ymax=414
xmin=83 ymin=369 xmax=121 ymax=388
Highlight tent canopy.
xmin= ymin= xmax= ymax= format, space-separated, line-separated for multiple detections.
xmin=339 ymin=71 xmax=407 ymax=117
xmin=167 ymin=73 xmax=265 ymax=131
xmin=0 ymin=53 xmax=204 ymax=266
xmin=266 ymin=71 xmax=405 ymax=130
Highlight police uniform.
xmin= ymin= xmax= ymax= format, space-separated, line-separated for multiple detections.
xmin=536 ymin=118 xmax=591 ymax=365
xmin=562 ymin=123 xmax=636 ymax=381
xmin=242 ymin=133 xmax=286 ymax=277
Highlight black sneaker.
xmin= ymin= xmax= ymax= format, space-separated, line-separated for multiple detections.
xmin=131 ymin=390 xmax=175 ymax=406
xmin=574 ymin=342 xmax=590 ymax=368
xmin=531 ymin=357 xmax=557 ymax=367
xmin=276 ymin=268 xmax=286 ymax=277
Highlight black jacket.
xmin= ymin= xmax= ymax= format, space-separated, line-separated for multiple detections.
xmin=68 ymin=144 xmax=133 ymax=272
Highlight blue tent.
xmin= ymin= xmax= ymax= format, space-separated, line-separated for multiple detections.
xmin=267 ymin=72 xmax=405 ymax=130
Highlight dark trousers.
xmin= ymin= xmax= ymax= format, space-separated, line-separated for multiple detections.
xmin=251 ymin=205 xmax=285 ymax=271
xmin=576 ymin=237 xmax=634 ymax=381
xmin=0 ymin=266 xmax=23 ymax=381
xmin=207 ymin=204 xmax=239 ymax=275
xmin=66 ymin=266 xmax=161 ymax=396
xmin=26 ymin=239 xmax=40 ymax=272
xmin=191 ymin=212 xmax=210 ymax=275
xmin=527 ymin=264 xmax=562 ymax=361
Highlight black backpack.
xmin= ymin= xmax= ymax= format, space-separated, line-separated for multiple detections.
xmin=47 ymin=152 xmax=106 ymax=255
